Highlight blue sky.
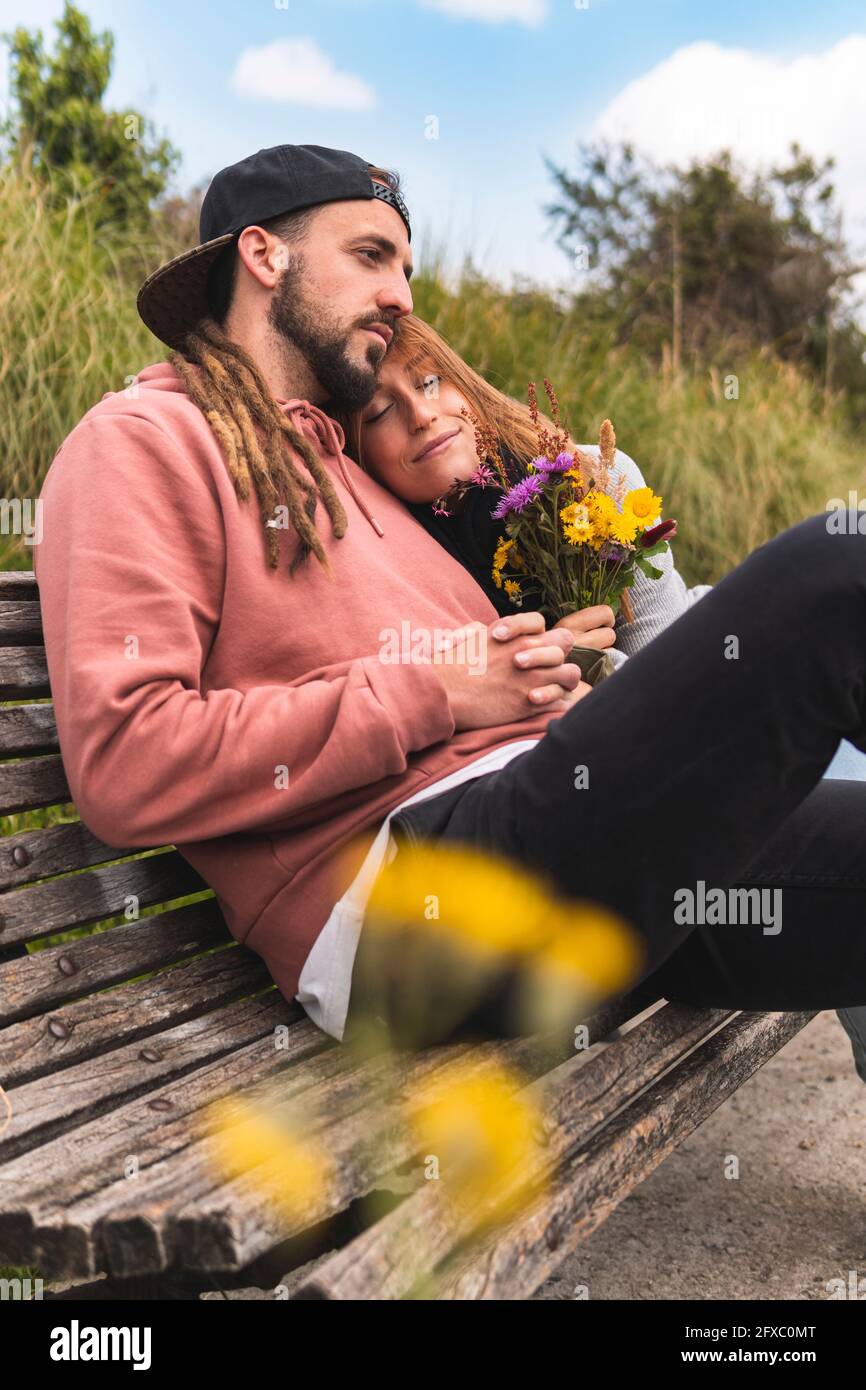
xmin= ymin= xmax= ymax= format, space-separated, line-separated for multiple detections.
xmin=2 ymin=0 xmax=865 ymax=293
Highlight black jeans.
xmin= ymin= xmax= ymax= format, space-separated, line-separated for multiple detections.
xmin=348 ymin=513 xmax=866 ymax=1038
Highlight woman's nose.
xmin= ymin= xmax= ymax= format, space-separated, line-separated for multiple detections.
xmin=408 ymin=397 xmax=437 ymax=430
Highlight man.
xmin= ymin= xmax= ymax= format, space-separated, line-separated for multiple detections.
xmin=34 ymin=144 xmax=866 ymax=1058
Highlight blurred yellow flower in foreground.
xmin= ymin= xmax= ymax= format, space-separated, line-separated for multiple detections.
xmin=411 ymin=1057 xmax=543 ymax=1223
xmin=355 ymin=841 xmax=642 ymax=1046
xmin=206 ymin=1096 xmax=331 ymax=1226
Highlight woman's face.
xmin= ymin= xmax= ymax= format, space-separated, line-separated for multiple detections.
xmin=357 ymin=355 xmax=480 ymax=503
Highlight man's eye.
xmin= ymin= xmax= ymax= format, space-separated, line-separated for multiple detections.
xmin=358 ymin=248 xmax=381 ymax=263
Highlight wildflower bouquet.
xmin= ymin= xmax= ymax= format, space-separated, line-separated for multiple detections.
xmin=446 ymin=380 xmax=677 ymax=626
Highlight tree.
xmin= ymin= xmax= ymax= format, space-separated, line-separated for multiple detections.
xmin=1 ymin=2 xmax=180 ymax=229
xmin=543 ymin=141 xmax=866 ymax=417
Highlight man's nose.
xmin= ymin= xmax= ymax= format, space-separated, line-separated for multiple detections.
xmin=377 ymin=272 xmax=413 ymax=319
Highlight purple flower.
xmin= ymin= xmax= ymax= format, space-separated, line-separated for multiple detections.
xmin=532 ymin=451 xmax=575 ymax=474
xmin=432 ymin=499 xmax=451 ymax=517
xmin=598 ymin=541 xmax=631 ymax=564
xmin=491 ymin=474 xmax=545 ymax=518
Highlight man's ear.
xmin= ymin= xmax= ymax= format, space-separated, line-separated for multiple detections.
xmin=236 ymin=226 xmax=286 ymax=289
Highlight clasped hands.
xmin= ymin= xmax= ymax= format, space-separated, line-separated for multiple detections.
xmin=431 ymin=604 xmax=617 ymax=732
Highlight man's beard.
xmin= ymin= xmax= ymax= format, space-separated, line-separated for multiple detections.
xmin=267 ymin=252 xmax=388 ymax=413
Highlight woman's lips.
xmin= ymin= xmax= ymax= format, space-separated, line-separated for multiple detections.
xmin=415 ymin=429 xmax=459 ymax=462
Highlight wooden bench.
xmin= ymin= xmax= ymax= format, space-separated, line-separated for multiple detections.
xmin=0 ymin=569 xmax=816 ymax=1300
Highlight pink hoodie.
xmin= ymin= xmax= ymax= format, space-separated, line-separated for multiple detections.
xmin=34 ymin=361 xmax=558 ymax=1003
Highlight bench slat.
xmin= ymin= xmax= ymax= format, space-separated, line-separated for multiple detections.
xmin=0 ymin=753 xmax=69 ymax=815
xmin=0 ymin=646 xmax=50 ymax=699
xmin=0 ymin=572 xmax=38 ymax=601
xmin=93 ymin=1008 xmax=628 ymax=1278
xmin=0 ymin=849 xmax=209 ymax=947
xmin=0 ymin=921 xmax=260 ymax=1079
xmin=61 ymin=1027 xmax=572 ymax=1279
xmin=290 ymin=1002 xmax=731 ymax=1300
xmin=0 ymin=1021 xmax=334 ymax=1279
xmin=0 ymin=898 xmax=229 ymax=1031
xmin=0 ymin=601 xmax=43 ymax=645
xmin=0 ymin=989 xmax=290 ymax=1162
xmin=0 ymin=704 xmax=58 ymax=760
xmin=0 ymin=820 xmax=138 ymax=892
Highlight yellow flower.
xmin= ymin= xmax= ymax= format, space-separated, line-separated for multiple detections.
xmin=410 ymin=1058 xmax=542 ymax=1223
xmin=584 ymin=491 xmax=617 ymax=547
xmin=206 ymin=1097 xmax=330 ymax=1225
xmin=504 ymin=579 xmax=522 ymax=598
xmin=366 ymin=842 xmax=634 ymax=968
xmin=623 ymin=486 xmax=663 ymax=525
xmin=560 ymin=500 xmax=593 ymax=545
xmin=564 ymin=467 xmax=584 ymax=486
xmin=354 ymin=840 xmax=643 ymax=1050
xmin=609 ymin=508 xmax=640 ymax=545
xmin=492 ymin=536 xmax=514 ymax=588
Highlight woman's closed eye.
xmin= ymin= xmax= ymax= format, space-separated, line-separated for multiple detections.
xmin=364 ymin=401 xmax=393 ymax=425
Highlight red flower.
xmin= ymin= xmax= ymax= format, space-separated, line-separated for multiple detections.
xmin=640 ymin=519 xmax=677 ymax=547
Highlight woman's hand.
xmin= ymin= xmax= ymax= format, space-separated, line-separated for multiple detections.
xmin=553 ymin=605 xmax=617 ymax=651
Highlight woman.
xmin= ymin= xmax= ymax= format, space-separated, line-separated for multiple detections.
xmin=329 ymin=313 xmax=703 ymax=665
xmin=329 ymin=312 xmax=866 ymax=1077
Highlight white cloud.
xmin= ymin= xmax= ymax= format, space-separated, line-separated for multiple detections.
xmin=230 ymin=37 xmax=377 ymax=111
xmin=590 ymin=35 xmax=866 ymax=251
xmin=419 ymin=0 xmax=547 ymax=27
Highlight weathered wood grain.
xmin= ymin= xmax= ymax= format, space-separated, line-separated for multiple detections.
xmin=96 ymin=1003 xmax=632 ymax=1277
xmin=0 ymin=849 xmax=208 ymax=947
xmin=0 ymin=601 xmax=43 ymax=645
xmin=0 ymin=572 xmax=38 ymax=601
xmin=0 ymin=1018 xmax=334 ymax=1277
xmin=0 ymin=900 xmax=231 ymax=1031
xmin=0 ymin=819 xmax=138 ymax=892
xmin=0 ymin=989 xmax=291 ymax=1161
xmin=0 ymin=703 xmax=57 ymax=760
xmin=0 ymin=646 xmax=50 ymax=699
xmin=290 ymin=1002 xmax=731 ymax=1299
xmin=0 ymin=941 xmax=269 ymax=1089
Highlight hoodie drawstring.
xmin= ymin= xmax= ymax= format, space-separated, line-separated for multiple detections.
xmin=281 ymin=399 xmax=385 ymax=538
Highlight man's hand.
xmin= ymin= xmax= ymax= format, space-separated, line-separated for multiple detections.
xmin=553 ymin=604 xmax=617 ymax=651
xmin=430 ymin=611 xmax=590 ymax=732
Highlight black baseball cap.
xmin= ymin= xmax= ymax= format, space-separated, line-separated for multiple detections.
xmin=137 ymin=144 xmax=411 ymax=349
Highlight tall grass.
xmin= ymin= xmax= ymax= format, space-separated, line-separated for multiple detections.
xmin=0 ymin=158 xmax=172 ymax=566
xmin=1 ymin=162 xmax=864 ymax=584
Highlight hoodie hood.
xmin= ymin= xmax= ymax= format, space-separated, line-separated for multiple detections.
xmin=124 ymin=361 xmax=385 ymax=537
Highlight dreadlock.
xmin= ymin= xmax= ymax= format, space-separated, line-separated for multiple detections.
xmin=169 ymin=317 xmax=348 ymax=574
